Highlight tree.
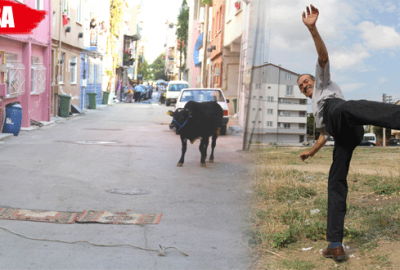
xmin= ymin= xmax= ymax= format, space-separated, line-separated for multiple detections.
xmin=373 ymin=126 xmax=391 ymax=145
xmin=151 ymin=53 xmax=168 ymax=81
xmin=138 ymin=56 xmax=152 ymax=81
xmin=307 ymin=113 xmax=320 ymax=139
xmin=177 ymin=0 xmax=189 ymax=80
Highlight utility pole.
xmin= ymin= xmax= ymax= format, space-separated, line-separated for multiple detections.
xmin=201 ymin=4 xmax=209 ymax=88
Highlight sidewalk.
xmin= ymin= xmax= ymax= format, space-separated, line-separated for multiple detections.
xmin=0 ymin=104 xmax=109 ymax=141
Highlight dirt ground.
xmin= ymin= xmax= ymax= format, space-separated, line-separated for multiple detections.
xmin=251 ymin=146 xmax=400 ymax=270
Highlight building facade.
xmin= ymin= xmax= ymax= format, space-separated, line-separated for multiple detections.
xmin=51 ymin=0 xmax=85 ymax=115
xmin=0 ymin=0 xmax=52 ymax=127
xmin=248 ymin=64 xmax=308 ymax=145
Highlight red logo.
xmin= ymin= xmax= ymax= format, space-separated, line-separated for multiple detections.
xmin=0 ymin=0 xmax=46 ymax=34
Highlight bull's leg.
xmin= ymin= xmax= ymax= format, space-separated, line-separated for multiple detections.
xmin=177 ymin=136 xmax=187 ymax=167
xmin=199 ymin=137 xmax=209 ymax=167
xmin=209 ymin=133 xmax=218 ymax=163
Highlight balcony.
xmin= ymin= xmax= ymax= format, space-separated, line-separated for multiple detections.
xmin=279 ymin=103 xmax=307 ymax=111
xmin=278 ymin=116 xmax=307 ymax=123
xmin=123 ymin=59 xmax=134 ymax=66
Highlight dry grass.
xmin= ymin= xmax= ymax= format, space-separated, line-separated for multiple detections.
xmin=249 ymin=146 xmax=400 ymax=270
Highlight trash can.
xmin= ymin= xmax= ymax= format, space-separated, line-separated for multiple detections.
xmin=233 ymin=98 xmax=237 ymax=114
xmin=59 ymin=94 xmax=71 ymax=117
xmin=88 ymin=92 xmax=97 ymax=109
xmin=3 ymin=102 xmax=22 ymax=136
xmin=102 ymin=91 xmax=110 ymax=105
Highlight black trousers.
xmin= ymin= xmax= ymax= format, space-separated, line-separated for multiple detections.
xmin=323 ymin=98 xmax=400 ymax=242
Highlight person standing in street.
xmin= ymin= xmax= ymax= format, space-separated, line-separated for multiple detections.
xmin=134 ymin=83 xmax=142 ymax=103
xmin=147 ymin=83 xmax=153 ymax=99
xmin=298 ymin=4 xmax=400 ymax=261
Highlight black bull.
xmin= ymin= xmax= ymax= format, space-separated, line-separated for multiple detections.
xmin=168 ymin=101 xmax=223 ymax=167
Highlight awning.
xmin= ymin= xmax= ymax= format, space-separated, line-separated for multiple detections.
xmin=193 ymin=33 xmax=203 ymax=67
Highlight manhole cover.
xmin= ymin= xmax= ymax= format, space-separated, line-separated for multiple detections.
xmin=76 ymin=141 xmax=120 ymax=145
xmin=106 ymin=188 xmax=152 ymax=195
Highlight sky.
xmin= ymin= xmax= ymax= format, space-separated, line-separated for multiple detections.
xmin=259 ymin=0 xmax=400 ymax=104
xmin=139 ymin=0 xmax=400 ymax=104
xmin=139 ymin=0 xmax=184 ymax=64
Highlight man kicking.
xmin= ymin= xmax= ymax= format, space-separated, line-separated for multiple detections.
xmin=298 ymin=4 xmax=400 ymax=261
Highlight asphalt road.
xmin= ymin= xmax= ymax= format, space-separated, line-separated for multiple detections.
xmin=0 ymin=96 xmax=252 ymax=270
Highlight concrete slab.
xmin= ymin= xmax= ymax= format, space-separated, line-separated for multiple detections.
xmin=0 ymin=133 xmax=13 ymax=140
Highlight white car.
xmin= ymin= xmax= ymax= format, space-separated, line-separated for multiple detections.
xmin=164 ymin=80 xmax=189 ymax=106
xmin=175 ymin=88 xmax=230 ymax=135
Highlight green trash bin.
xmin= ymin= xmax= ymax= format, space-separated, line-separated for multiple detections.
xmin=88 ymin=92 xmax=97 ymax=109
xmin=102 ymin=91 xmax=110 ymax=105
xmin=59 ymin=94 xmax=71 ymax=117
xmin=233 ymin=98 xmax=238 ymax=114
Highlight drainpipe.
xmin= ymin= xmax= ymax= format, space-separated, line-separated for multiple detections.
xmin=201 ymin=4 xmax=209 ymax=88
xmin=0 ymin=50 xmax=5 ymax=109
xmin=56 ymin=0 xmax=63 ymax=116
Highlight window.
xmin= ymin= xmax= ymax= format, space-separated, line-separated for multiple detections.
xmin=279 ymin=111 xmax=290 ymax=117
xmin=70 ymin=56 xmax=77 ymax=84
xmin=4 ymin=54 xmax=25 ymax=97
xmin=266 ymin=121 xmax=273 ymax=127
xmin=89 ymin=61 xmax=95 ymax=84
xmin=31 ymin=57 xmax=46 ymax=94
xmin=35 ymin=0 xmax=44 ymax=10
xmin=279 ymin=123 xmax=291 ymax=129
xmin=285 ymin=73 xmax=292 ymax=80
xmin=267 ymin=96 xmax=274 ymax=102
xmin=96 ymin=63 xmax=102 ymax=84
xmin=52 ymin=11 xmax=56 ymax=27
xmin=300 ymin=99 xmax=307 ymax=105
xmin=267 ymin=109 xmax=273 ymax=115
xmin=299 ymin=123 xmax=306 ymax=129
xmin=63 ymin=0 xmax=69 ymax=16
xmin=299 ymin=111 xmax=306 ymax=117
xmin=286 ymin=85 xmax=293 ymax=96
xmin=76 ymin=0 xmax=82 ymax=23
xmin=219 ymin=6 xmax=222 ymax=31
xmin=58 ymin=53 xmax=65 ymax=83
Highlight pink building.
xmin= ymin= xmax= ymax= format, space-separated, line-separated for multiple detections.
xmin=0 ymin=0 xmax=52 ymax=128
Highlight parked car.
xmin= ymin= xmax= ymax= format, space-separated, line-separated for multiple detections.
xmin=325 ymin=136 xmax=335 ymax=146
xmin=175 ymin=88 xmax=230 ymax=135
xmin=138 ymin=84 xmax=148 ymax=100
xmin=363 ymin=133 xmax=377 ymax=145
xmin=165 ymin=80 xmax=189 ymax=106
xmin=388 ymin=138 xmax=400 ymax=146
xmin=359 ymin=139 xmax=375 ymax=146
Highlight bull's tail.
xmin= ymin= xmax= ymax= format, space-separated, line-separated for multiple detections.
xmin=216 ymin=127 xmax=221 ymax=137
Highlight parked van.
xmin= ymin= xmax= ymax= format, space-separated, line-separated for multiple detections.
xmin=164 ymin=80 xmax=189 ymax=106
xmin=363 ymin=133 xmax=376 ymax=145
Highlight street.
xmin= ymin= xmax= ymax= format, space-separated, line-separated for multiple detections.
xmin=0 ymin=96 xmax=252 ymax=270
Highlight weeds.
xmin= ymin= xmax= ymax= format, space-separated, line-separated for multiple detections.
xmin=250 ymin=146 xmax=400 ymax=269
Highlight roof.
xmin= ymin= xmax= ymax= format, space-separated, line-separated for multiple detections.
xmin=253 ymin=63 xmax=300 ymax=76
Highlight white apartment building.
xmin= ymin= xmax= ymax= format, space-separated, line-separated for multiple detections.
xmin=247 ymin=63 xmax=308 ymax=145
xmin=165 ymin=21 xmax=179 ymax=80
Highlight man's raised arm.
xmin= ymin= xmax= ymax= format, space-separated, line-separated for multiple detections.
xmin=302 ymin=5 xmax=328 ymax=69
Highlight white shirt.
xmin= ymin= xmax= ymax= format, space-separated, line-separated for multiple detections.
xmin=312 ymin=60 xmax=345 ymax=133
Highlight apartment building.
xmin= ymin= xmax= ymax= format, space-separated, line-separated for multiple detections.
xmin=248 ymin=64 xmax=308 ymax=145
xmin=165 ymin=21 xmax=179 ymax=81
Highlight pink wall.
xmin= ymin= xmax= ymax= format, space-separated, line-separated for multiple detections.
xmin=17 ymin=0 xmax=51 ymax=44
xmin=0 ymin=0 xmax=52 ymax=128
